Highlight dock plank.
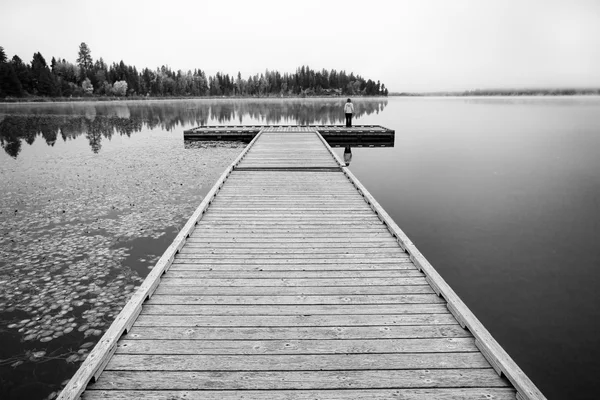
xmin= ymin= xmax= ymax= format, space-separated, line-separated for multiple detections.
xmin=153 ymin=285 xmax=435 ymax=296
xmin=163 ymin=270 xmax=423 ymax=279
xmin=133 ymin=314 xmax=460 ymax=327
xmin=83 ymin=388 xmax=517 ymax=400
xmin=106 ymin=352 xmax=486 ymax=371
xmin=158 ymin=277 xmax=430 ymax=286
xmin=144 ymin=294 xmax=445 ymax=305
xmin=114 ymin=337 xmax=478 ymax=355
xmin=88 ymin=369 xmax=510 ymax=390
xmin=139 ymin=303 xmax=449 ymax=315
xmin=122 ymin=325 xmax=469 ymax=340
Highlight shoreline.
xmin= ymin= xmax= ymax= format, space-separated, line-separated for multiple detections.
xmin=0 ymin=95 xmax=387 ymax=104
xmin=2 ymin=93 xmax=600 ymax=105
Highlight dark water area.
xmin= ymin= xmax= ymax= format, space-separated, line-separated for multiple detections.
xmin=0 ymin=97 xmax=599 ymax=399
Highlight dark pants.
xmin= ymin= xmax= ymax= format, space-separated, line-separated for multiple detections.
xmin=345 ymin=113 xmax=353 ymax=127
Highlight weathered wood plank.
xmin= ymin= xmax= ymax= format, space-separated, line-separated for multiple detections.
xmin=82 ymin=388 xmax=518 ymax=400
xmin=177 ymin=247 xmax=405 ymax=255
xmin=144 ymin=294 xmax=445 ymax=305
xmin=182 ymin=241 xmax=400 ymax=247
xmin=124 ymin=325 xmax=469 ymax=340
xmin=164 ymin=271 xmax=421 ymax=279
xmin=198 ymin=218 xmax=384 ymax=224
xmin=189 ymin=232 xmax=395 ymax=238
xmin=199 ymin=217 xmax=382 ymax=223
xmin=158 ymin=277 xmax=429 ymax=286
xmin=140 ymin=303 xmax=448 ymax=315
xmin=106 ymin=352 xmax=485 ymax=371
xmin=153 ymin=285 xmax=434 ymax=296
xmin=168 ymin=263 xmax=417 ymax=271
xmin=203 ymin=209 xmax=376 ymax=213
xmin=214 ymin=194 xmax=362 ymax=197
xmin=208 ymin=202 xmax=369 ymax=206
xmin=115 ymin=337 xmax=478 ymax=355
xmin=184 ymin=237 xmax=398 ymax=243
xmin=89 ymin=369 xmax=509 ymax=390
xmin=134 ymin=313 xmax=460 ymax=327
xmin=201 ymin=214 xmax=376 ymax=219
xmin=172 ymin=257 xmax=411 ymax=263
xmin=190 ymin=228 xmax=391 ymax=232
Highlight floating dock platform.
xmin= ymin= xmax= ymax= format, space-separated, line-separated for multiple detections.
xmin=184 ymin=125 xmax=395 ymax=147
xmin=59 ymin=126 xmax=545 ymax=399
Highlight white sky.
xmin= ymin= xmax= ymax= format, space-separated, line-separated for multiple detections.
xmin=2 ymin=0 xmax=599 ymax=92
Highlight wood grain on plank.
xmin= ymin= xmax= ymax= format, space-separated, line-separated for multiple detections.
xmin=177 ymin=247 xmax=405 ymax=255
xmin=158 ymin=277 xmax=429 ymax=286
xmin=165 ymin=270 xmax=421 ymax=278
xmin=153 ymin=285 xmax=434 ymax=296
xmin=140 ymin=303 xmax=448 ymax=315
xmin=168 ymin=263 xmax=417 ymax=271
xmin=172 ymin=257 xmax=411 ymax=263
xmin=106 ymin=352 xmax=485 ymax=371
xmin=124 ymin=325 xmax=469 ymax=340
xmin=184 ymin=238 xmax=398 ymax=243
xmin=115 ymin=337 xmax=478 ymax=355
xmin=134 ymin=313 xmax=460 ymax=327
xmin=89 ymin=369 xmax=509 ymax=390
xmin=144 ymin=294 xmax=445 ymax=305
xmin=82 ymin=388 xmax=518 ymax=400
xmin=182 ymin=241 xmax=401 ymax=247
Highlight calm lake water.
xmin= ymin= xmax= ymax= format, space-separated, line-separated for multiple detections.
xmin=1 ymin=97 xmax=599 ymax=399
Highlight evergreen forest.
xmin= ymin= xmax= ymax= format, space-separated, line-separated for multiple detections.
xmin=0 ymin=43 xmax=389 ymax=99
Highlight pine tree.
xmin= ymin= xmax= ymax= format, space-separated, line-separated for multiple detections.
xmin=77 ymin=42 xmax=93 ymax=70
xmin=11 ymin=55 xmax=31 ymax=93
xmin=37 ymin=67 xmax=57 ymax=96
xmin=0 ymin=63 xmax=24 ymax=97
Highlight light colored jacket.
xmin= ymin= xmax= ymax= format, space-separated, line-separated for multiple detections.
xmin=344 ymin=102 xmax=354 ymax=114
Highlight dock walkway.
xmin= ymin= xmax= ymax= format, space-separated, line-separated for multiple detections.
xmin=59 ymin=127 xmax=545 ymax=399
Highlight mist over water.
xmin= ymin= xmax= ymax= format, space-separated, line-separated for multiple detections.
xmin=1 ymin=97 xmax=599 ymax=399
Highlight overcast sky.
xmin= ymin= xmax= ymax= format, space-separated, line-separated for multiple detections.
xmin=2 ymin=0 xmax=599 ymax=92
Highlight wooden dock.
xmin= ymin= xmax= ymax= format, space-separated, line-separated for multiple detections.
xmin=183 ymin=125 xmax=395 ymax=146
xmin=59 ymin=127 xmax=545 ymax=399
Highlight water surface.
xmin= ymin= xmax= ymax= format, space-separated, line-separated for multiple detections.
xmin=1 ymin=97 xmax=599 ymax=399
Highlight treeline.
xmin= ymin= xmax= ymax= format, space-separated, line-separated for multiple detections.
xmin=0 ymin=43 xmax=388 ymax=99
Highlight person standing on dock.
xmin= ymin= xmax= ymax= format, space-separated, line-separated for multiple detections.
xmin=344 ymin=98 xmax=355 ymax=128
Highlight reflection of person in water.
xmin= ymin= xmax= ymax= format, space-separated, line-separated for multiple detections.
xmin=343 ymin=145 xmax=352 ymax=166
xmin=344 ymin=98 xmax=354 ymax=128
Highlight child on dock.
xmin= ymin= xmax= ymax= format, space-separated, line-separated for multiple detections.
xmin=344 ymin=98 xmax=354 ymax=128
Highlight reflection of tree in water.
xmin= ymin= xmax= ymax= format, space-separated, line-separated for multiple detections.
xmin=203 ymin=99 xmax=387 ymax=126
xmin=0 ymin=115 xmax=143 ymax=158
xmin=0 ymin=98 xmax=388 ymax=158
xmin=3 ymin=138 xmax=22 ymax=158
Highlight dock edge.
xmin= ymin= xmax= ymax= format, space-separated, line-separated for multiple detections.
xmin=315 ymin=129 xmax=547 ymax=400
xmin=56 ymin=130 xmax=266 ymax=400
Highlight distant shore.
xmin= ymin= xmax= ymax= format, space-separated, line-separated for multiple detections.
xmin=390 ymin=89 xmax=600 ymax=96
